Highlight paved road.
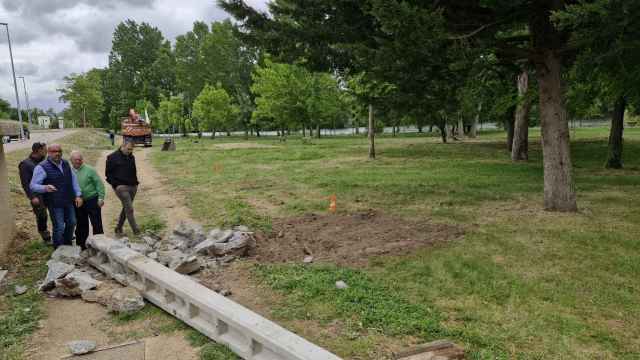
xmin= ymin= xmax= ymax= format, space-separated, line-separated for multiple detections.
xmin=3 ymin=130 xmax=78 ymax=153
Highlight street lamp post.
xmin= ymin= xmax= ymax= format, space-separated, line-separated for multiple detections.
xmin=0 ymin=22 xmax=24 ymax=140
xmin=17 ymin=76 xmax=32 ymax=128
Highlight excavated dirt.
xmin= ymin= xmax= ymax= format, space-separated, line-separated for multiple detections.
xmin=252 ymin=210 xmax=464 ymax=266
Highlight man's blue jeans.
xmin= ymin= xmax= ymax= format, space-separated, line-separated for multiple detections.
xmin=48 ymin=204 xmax=77 ymax=248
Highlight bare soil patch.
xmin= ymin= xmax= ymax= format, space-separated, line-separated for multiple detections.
xmin=252 ymin=210 xmax=464 ymax=266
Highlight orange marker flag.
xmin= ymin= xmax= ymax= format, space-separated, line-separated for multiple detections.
xmin=328 ymin=194 xmax=337 ymax=213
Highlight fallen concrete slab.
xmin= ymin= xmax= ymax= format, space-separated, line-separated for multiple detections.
xmin=86 ymin=234 xmax=342 ymax=360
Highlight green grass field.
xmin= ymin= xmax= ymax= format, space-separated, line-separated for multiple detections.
xmin=152 ymin=127 xmax=640 ymax=359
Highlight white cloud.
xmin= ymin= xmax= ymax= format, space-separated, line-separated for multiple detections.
xmin=0 ymin=0 xmax=268 ymax=111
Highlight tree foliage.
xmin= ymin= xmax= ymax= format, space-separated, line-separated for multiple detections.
xmin=192 ymin=84 xmax=237 ymax=136
xmin=57 ymin=69 xmax=105 ymax=128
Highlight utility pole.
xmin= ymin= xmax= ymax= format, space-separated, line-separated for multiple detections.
xmin=17 ymin=76 xmax=32 ymax=128
xmin=1 ymin=22 xmax=24 ymax=140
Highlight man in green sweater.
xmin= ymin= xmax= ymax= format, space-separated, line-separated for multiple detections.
xmin=70 ymin=150 xmax=105 ymax=249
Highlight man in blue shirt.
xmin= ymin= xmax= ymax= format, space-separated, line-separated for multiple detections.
xmin=30 ymin=143 xmax=83 ymax=248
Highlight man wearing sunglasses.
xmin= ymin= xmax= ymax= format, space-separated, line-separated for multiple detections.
xmin=18 ymin=142 xmax=51 ymax=244
xmin=30 ymin=143 xmax=83 ymax=248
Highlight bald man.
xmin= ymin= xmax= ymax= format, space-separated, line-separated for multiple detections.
xmin=70 ymin=150 xmax=105 ymax=250
xmin=30 ymin=144 xmax=83 ymax=248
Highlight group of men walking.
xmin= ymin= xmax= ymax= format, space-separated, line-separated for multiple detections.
xmin=18 ymin=139 xmax=140 ymax=249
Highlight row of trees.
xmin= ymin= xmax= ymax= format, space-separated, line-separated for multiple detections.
xmin=58 ymin=1 xmax=640 ymax=212
xmin=215 ymin=0 xmax=640 ymax=212
xmin=58 ymin=19 xmax=354 ymax=138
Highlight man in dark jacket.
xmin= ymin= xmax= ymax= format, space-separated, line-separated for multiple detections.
xmin=18 ymin=142 xmax=51 ymax=243
xmin=30 ymin=144 xmax=83 ymax=248
xmin=105 ymin=140 xmax=140 ymax=236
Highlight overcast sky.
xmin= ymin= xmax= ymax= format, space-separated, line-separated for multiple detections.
xmin=0 ymin=0 xmax=268 ymax=113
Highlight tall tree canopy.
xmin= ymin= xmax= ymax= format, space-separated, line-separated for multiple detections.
xmin=57 ymin=69 xmax=105 ymax=128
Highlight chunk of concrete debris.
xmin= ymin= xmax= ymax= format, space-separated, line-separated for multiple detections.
xmin=128 ymin=242 xmax=153 ymax=255
xmin=157 ymin=249 xmax=185 ymax=267
xmin=142 ymin=235 xmax=159 ymax=249
xmin=206 ymin=229 xmax=233 ymax=243
xmin=81 ymin=287 xmax=115 ymax=306
xmin=107 ymin=287 xmax=145 ymax=314
xmin=51 ymin=245 xmax=82 ymax=265
xmin=218 ymin=255 xmax=236 ymax=264
xmin=173 ymin=221 xmax=206 ymax=246
xmin=170 ymin=255 xmax=201 ymax=274
xmin=210 ymin=232 xmax=254 ymax=256
xmin=335 ymin=280 xmax=348 ymax=290
xmin=14 ymin=285 xmax=28 ymax=295
xmin=67 ymin=340 xmax=97 ymax=355
xmin=54 ymin=270 xmax=101 ymax=297
xmin=303 ymin=255 xmax=314 ymax=264
xmin=40 ymin=260 xmax=75 ymax=291
xmin=148 ymin=252 xmax=158 ymax=261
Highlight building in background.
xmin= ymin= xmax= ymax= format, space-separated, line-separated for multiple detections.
xmin=38 ymin=115 xmax=51 ymax=128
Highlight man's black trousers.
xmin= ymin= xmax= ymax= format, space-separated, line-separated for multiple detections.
xmin=74 ymin=196 xmax=104 ymax=249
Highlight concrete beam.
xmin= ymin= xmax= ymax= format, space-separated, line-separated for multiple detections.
xmin=0 ymin=142 xmax=15 ymax=258
xmin=86 ymin=235 xmax=342 ymax=360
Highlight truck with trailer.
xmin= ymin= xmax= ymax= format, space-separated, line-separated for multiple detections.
xmin=0 ymin=120 xmax=29 ymax=143
xmin=121 ymin=110 xmax=152 ymax=147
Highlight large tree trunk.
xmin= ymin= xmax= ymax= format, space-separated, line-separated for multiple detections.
xmin=302 ymin=126 xmax=306 ymax=137
xmin=606 ymin=96 xmax=626 ymax=169
xmin=535 ymin=51 xmax=576 ymax=211
xmin=531 ymin=5 xmax=577 ymax=212
xmin=505 ymin=115 xmax=515 ymax=152
xmin=470 ymin=103 xmax=481 ymax=138
xmin=512 ymin=70 xmax=532 ymax=161
xmin=316 ymin=124 xmax=321 ymax=139
xmin=457 ymin=117 xmax=464 ymax=138
xmin=437 ymin=120 xmax=447 ymax=143
xmin=368 ymin=104 xmax=375 ymax=159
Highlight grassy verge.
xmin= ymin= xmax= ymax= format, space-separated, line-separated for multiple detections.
xmin=151 ymin=128 xmax=640 ymax=359
xmin=0 ymin=130 xmax=111 ymax=360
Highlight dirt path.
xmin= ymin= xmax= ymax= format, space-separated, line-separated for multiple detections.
xmin=134 ymin=147 xmax=194 ymax=231
xmin=26 ymin=146 xmax=199 ymax=360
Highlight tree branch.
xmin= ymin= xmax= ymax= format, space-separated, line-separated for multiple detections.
xmin=447 ymin=21 xmax=501 ymax=40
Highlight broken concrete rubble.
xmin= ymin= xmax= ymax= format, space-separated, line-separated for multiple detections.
xmin=207 ymin=228 xmax=233 ymax=243
xmin=53 ymin=270 xmax=101 ymax=297
xmin=107 ymin=287 xmax=145 ymax=314
xmin=208 ymin=232 xmax=253 ymax=257
xmin=40 ymin=260 xmax=75 ymax=291
xmin=51 ymin=245 xmax=82 ymax=265
xmin=142 ymin=235 xmax=159 ymax=248
xmin=67 ymin=340 xmax=97 ymax=355
xmin=173 ymin=221 xmax=206 ymax=248
xmin=14 ymin=285 xmax=27 ymax=295
xmin=128 ymin=242 xmax=153 ymax=255
xmin=169 ymin=255 xmax=201 ymax=274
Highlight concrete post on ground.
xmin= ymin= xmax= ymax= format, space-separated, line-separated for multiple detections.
xmin=0 ymin=142 xmax=15 ymax=257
